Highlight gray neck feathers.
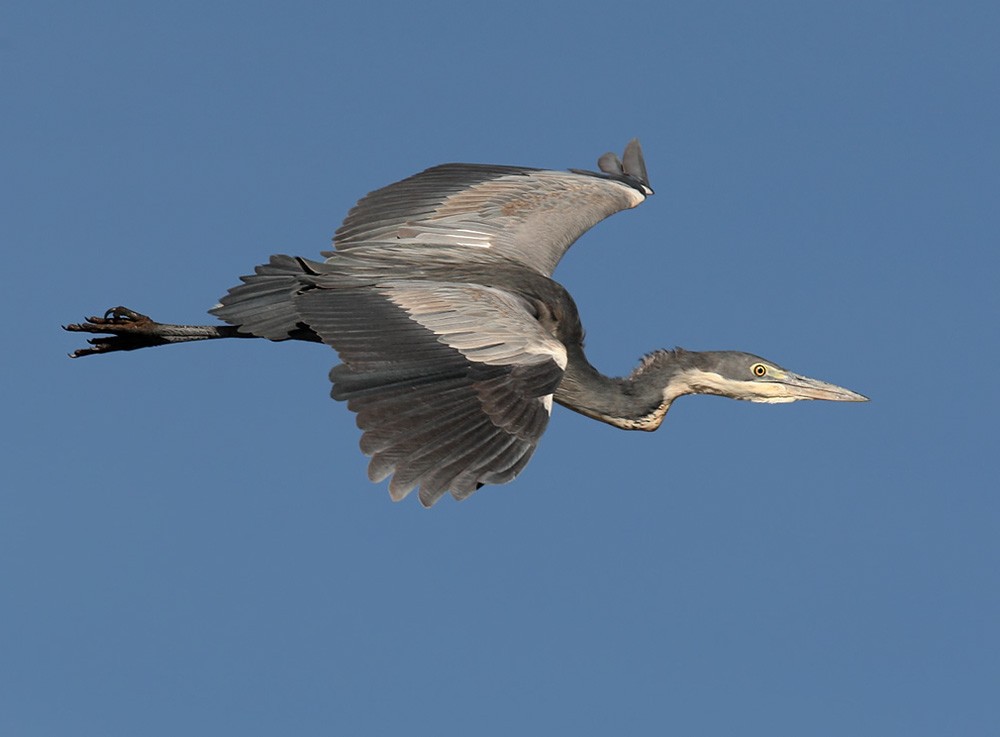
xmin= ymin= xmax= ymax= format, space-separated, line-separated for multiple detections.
xmin=554 ymin=347 xmax=704 ymax=430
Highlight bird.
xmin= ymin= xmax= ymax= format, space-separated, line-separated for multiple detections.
xmin=65 ymin=139 xmax=867 ymax=506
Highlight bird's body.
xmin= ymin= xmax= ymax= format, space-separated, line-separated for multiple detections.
xmin=67 ymin=140 xmax=867 ymax=506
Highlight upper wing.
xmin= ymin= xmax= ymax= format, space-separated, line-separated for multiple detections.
xmin=327 ymin=139 xmax=653 ymax=276
xmin=292 ymin=280 xmax=567 ymax=506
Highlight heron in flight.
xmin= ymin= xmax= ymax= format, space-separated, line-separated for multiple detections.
xmin=66 ymin=139 xmax=867 ymax=506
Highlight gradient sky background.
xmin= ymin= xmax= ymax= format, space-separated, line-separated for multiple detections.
xmin=4 ymin=2 xmax=998 ymax=735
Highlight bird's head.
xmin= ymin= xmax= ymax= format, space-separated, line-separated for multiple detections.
xmin=675 ymin=350 xmax=869 ymax=404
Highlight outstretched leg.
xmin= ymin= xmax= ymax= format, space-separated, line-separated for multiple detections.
xmin=64 ymin=307 xmax=252 ymax=358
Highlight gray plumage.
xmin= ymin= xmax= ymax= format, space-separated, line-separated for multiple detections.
xmin=67 ymin=139 xmax=867 ymax=506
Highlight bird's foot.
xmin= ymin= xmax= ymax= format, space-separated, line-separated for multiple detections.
xmin=63 ymin=306 xmax=170 ymax=357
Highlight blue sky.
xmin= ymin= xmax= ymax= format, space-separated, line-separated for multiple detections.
xmin=3 ymin=2 xmax=998 ymax=734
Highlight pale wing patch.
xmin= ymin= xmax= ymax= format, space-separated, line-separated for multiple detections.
xmin=395 ymin=221 xmax=494 ymax=248
xmin=380 ymin=281 xmax=569 ymax=371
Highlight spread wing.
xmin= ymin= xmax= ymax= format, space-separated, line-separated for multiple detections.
xmin=291 ymin=280 xmax=568 ymax=506
xmin=328 ymin=139 xmax=653 ymax=276
xmin=212 ymin=140 xmax=652 ymax=505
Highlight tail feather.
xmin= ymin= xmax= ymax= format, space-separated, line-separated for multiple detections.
xmin=211 ymin=255 xmax=312 ymax=340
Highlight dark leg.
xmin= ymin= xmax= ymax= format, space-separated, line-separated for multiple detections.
xmin=63 ymin=307 xmax=252 ymax=358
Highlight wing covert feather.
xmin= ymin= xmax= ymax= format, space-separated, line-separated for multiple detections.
xmin=328 ymin=141 xmax=651 ymax=276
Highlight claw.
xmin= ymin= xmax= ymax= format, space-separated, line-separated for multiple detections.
xmin=63 ymin=306 xmax=164 ymax=357
xmin=101 ymin=306 xmax=147 ymax=323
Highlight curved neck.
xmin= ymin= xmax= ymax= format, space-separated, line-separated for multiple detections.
xmin=553 ymin=347 xmax=712 ymax=431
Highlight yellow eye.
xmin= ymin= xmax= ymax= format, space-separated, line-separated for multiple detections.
xmin=751 ymin=363 xmax=768 ymax=377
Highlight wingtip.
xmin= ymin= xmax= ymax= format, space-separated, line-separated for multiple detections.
xmin=598 ymin=151 xmax=624 ymax=176
xmin=591 ymin=139 xmax=653 ymax=195
xmin=622 ymin=138 xmax=652 ymax=195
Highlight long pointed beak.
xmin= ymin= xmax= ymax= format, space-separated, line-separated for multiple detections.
xmin=779 ymin=372 xmax=869 ymax=402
